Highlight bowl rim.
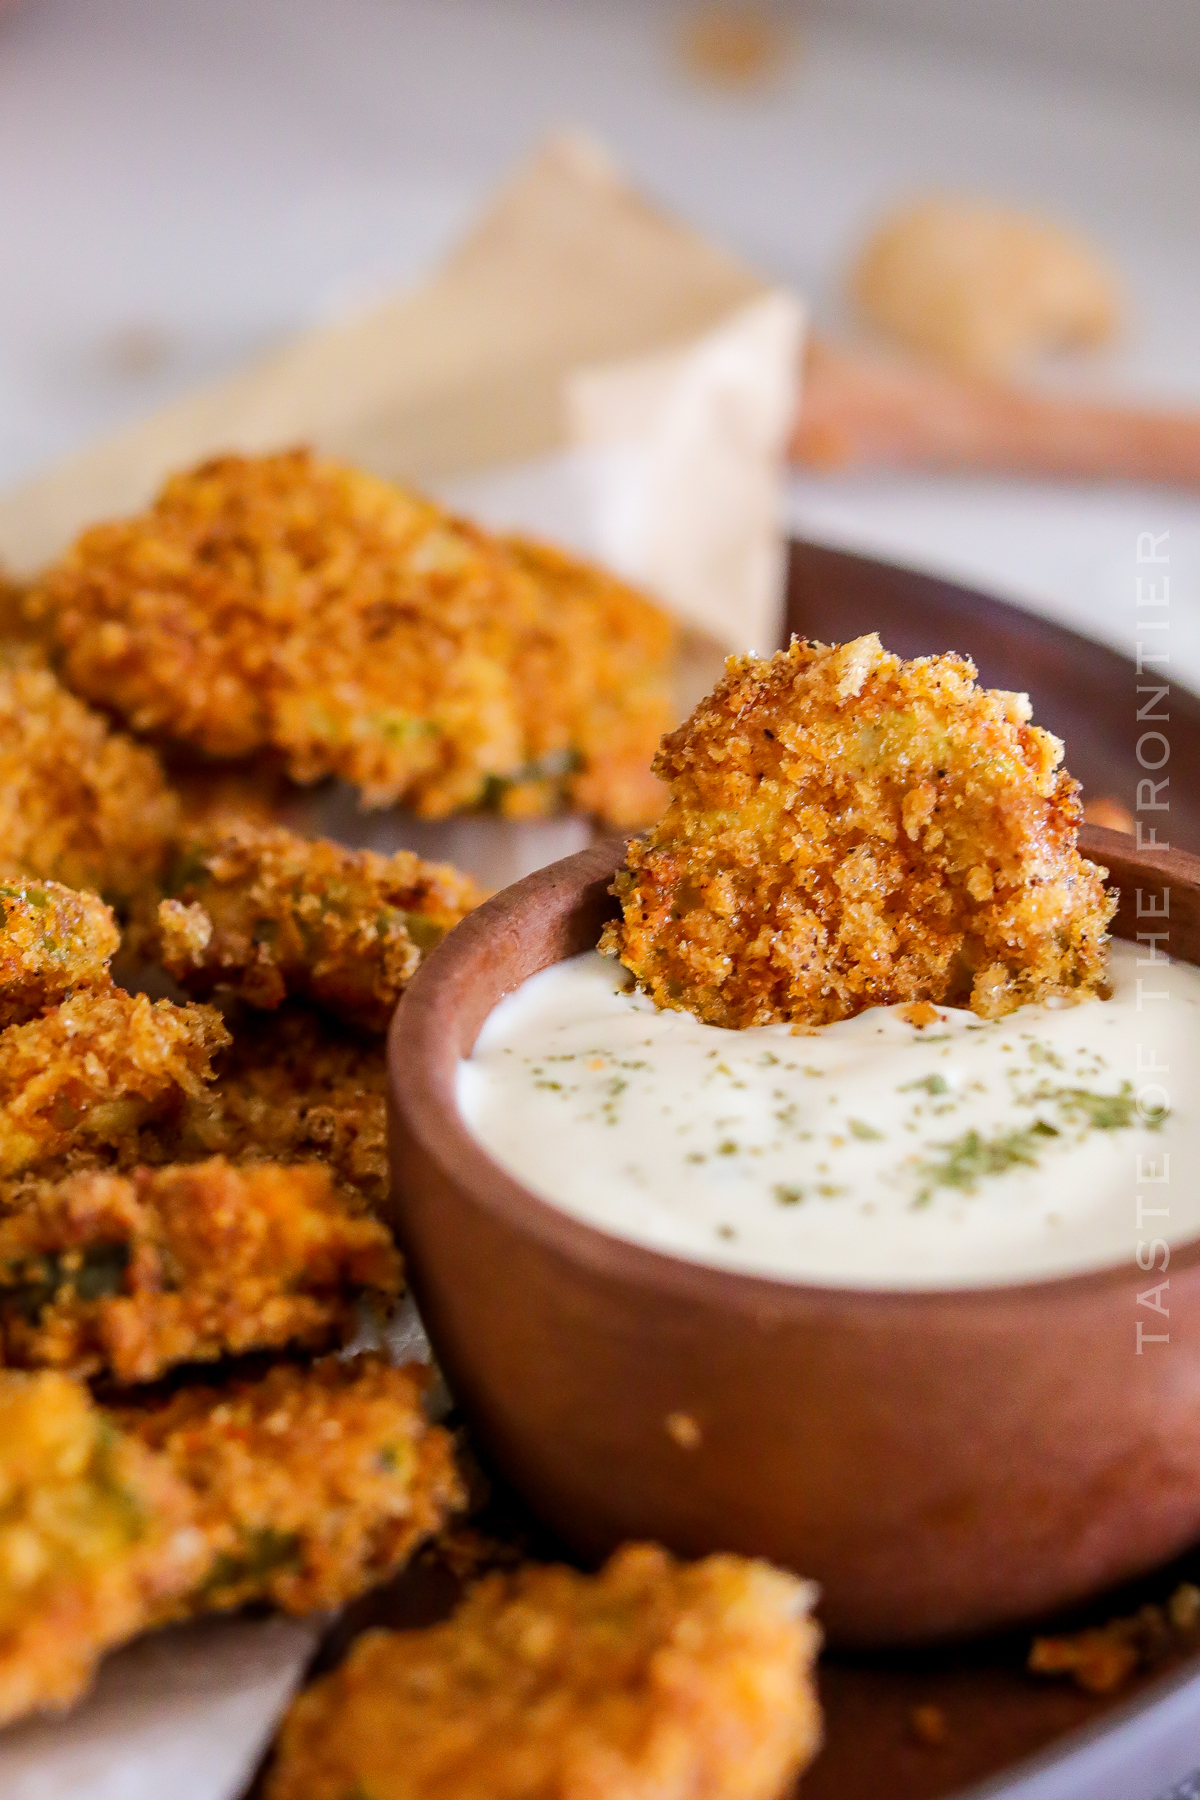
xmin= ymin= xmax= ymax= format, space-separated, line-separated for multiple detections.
xmin=388 ymin=823 xmax=1200 ymax=1310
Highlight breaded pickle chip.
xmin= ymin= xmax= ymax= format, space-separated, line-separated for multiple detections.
xmin=0 ymin=1158 xmax=401 ymax=1383
xmin=0 ymin=877 xmax=119 ymax=1027
xmin=117 ymin=1357 xmax=462 ymax=1617
xmin=0 ymin=657 xmax=178 ymax=904
xmin=602 ymin=635 xmax=1115 ymax=1026
xmin=154 ymin=822 xmax=485 ymax=1029
xmin=170 ymin=761 xmax=298 ymax=835
xmin=0 ymin=1371 xmax=203 ymax=1726
xmin=172 ymin=1003 xmax=389 ymax=1213
xmin=29 ymin=450 xmax=676 ymax=825
xmin=0 ymin=989 xmax=228 ymax=1179
xmin=266 ymin=1543 xmax=821 ymax=1800
xmin=498 ymin=536 xmax=675 ymax=828
xmin=0 ymin=575 xmax=40 ymax=648
xmin=29 ymin=450 xmax=531 ymax=815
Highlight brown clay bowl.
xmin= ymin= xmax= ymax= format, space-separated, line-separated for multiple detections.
xmin=387 ymin=823 xmax=1200 ymax=1647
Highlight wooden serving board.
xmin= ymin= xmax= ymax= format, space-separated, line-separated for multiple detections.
xmin=244 ymin=544 xmax=1200 ymax=1800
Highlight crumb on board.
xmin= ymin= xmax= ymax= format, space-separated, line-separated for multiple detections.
xmin=665 ymin=1409 xmax=703 ymax=1450
xmin=1029 ymin=1583 xmax=1200 ymax=1694
xmin=908 ymin=1702 xmax=949 ymax=1747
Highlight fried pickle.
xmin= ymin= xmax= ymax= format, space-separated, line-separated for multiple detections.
xmin=0 ymin=1158 xmax=401 ymax=1383
xmin=0 ymin=1370 xmax=204 ymax=1727
xmin=602 ymin=634 xmax=1114 ymax=1027
xmin=167 ymin=1003 xmax=389 ymax=1212
xmin=28 ymin=449 xmax=532 ymax=815
xmin=265 ymin=1543 xmax=821 ymax=1800
xmin=0 ymin=575 xmax=44 ymax=649
xmin=29 ymin=450 xmax=676 ymax=826
xmin=169 ymin=759 xmax=297 ymax=835
xmin=496 ymin=536 xmax=674 ymax=828
xmin=0 ymin=989 xmax=228 ymax=1180
xmin=0 ymin=654 xmax=178 ymax=905
xmin=0 ymin=877 xmax=119 ymax=1027
xmin=117 ymin=1356 xmax=462 ymax=1618
xmin=152 ymin=822 xmax=484 ymax=1029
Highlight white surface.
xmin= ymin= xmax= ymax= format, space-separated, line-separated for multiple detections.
xmin=1 ymin=0 xmax=1198 ymax=686
xmin=459 ymin=941 xmax=1194 ymax=1288
xmin=0 ymin=1617 xmax=316 ymax=1800
xmin=964 ymin=1656 xmax=1200 ymax=1800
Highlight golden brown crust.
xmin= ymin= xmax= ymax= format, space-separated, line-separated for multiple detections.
xmin=169 ymin=1003 xmax=390 ymax=1213
xmin=499 ymin=536 xmax=675 ymax=828
xmin=0 ymin=1370 xmax=204 ymax=1727
xmin=602 ymin=635 xmax=1114 ymax=1027
xmin=168 ymin=759 xmax=297 ymax=836
xmin=0 ymin=656 xmax=178 ymax=905
xmin=151 ymin=822 xmax=485 ymax=1029
xmin=0 ymin=877 xmax=119 ymax=1026
xmin=0 ymin=990 xmax=228 ymax=1181
xmin=28 ymin=450 xmax=532 ymax=815
xmin=0 ymin=575 xmax=47 ymax=651
xmin=28 ymin=451 xmax=676 ymax=826
xmin=0 ymin=1158 xmax=401 ymax=1383
xmin=265 ymin=1543 xmax=821 ymax=1800
xmin=117 ymin=1356 xmax=463 ymax=1618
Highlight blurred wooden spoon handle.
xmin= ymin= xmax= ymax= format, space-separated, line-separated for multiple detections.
xmin=792 ymin=338 xmax=1200 ymax=489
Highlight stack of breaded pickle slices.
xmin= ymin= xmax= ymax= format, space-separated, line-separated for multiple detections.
xmin=0 ymin=449 xmax=824 ymax=1800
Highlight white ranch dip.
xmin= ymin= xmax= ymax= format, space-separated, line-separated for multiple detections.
xmin=457 ymin=939 xmax=1196 ymax=1289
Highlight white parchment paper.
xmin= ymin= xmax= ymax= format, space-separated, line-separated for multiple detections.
xmin=0 ymin=1619 xmax=317 ymax=1800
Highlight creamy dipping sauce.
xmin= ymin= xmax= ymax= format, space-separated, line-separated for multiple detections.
xmin=457 ymin=940 xmax=1198 ymax=1289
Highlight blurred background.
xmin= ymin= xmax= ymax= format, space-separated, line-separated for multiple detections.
xmin=1 ymin=0 xmax=1197 ymax=673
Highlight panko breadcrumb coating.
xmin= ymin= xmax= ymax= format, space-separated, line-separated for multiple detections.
xmin=0 ymin=989 xmax=228 ymax=1179
xmin=265 ymin=1543 xmax=822 ymax=1800
xmin=0 ymin=1370 xmax=204 ymax=1727
xmin=0 ymin=654 xmax=179 ymax=904
xmin=29 ymin=449 xmax=676 ymax=826
xmin=28 ymin=450 xmax=532 ymax=815
xmin=0 ymin=877 xmax=119 ymax=1027
xmin=498 ymin=536 xmax=675 ymax=827
xmin=117 ymin=1356 xmax=462 ymax=1618
xmin=0 ymin=1158 xmax=401 ymax=1383
xmin=153 ymin=822 xmax=485 ymax=1029
xmin=0 ymin=576 xmax=43 ymax=648
xmin=171 ymin=1003 xmax=389 ymax=1212
xmin=602 ymin=634 xmax=1114 ymax=1027
xmin=170 ymin=761 xmax=296 ymax=836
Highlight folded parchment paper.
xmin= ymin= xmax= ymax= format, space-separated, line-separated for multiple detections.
xmin=0 ymin=135 xmax=804 ymax=1796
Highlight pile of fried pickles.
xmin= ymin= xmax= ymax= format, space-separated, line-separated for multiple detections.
xmin=0 ymin=451 xmax=823 ymax=1800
